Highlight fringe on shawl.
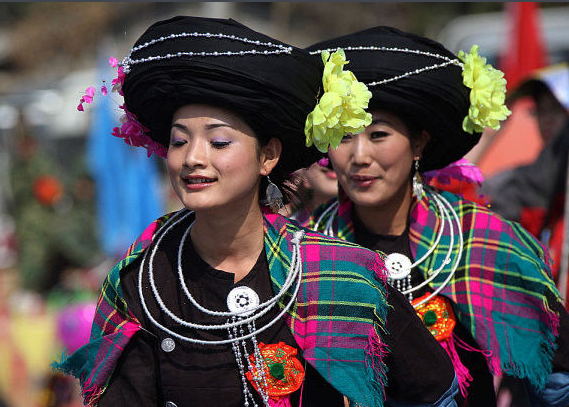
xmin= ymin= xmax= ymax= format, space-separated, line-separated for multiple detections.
xmin=493 ymin=297 xmax=560 ymax=391
xmin=51 ymin=350 xmax=106 ymax=407
xmin=269 ymin=396 xmax=291 ymax=407
xmin=362 ymin=326 xmax=389 ymax=407
xmin=51 ymin=324 xmax=142 ymax=407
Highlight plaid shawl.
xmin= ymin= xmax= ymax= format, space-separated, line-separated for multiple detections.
xmin=308 ymin=187 xmax=562 ymax=391
xmin=53 ymin=209 xmax=390 ymax=407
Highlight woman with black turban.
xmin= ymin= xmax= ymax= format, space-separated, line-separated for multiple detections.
xmin=53 ymin=17 xmax=459 ymax=407
xmin=306 ymin=26 xmax=569 ymax=407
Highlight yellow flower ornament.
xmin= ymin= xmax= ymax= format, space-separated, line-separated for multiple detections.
xmin=458 ymin=45 xmax=512 ymax=134
xmin=305 ymin=49 xmax=373 ymax=153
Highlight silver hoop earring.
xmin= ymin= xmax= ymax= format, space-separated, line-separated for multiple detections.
xmin=412 ymin=159 xmax=423 ymax=197
xmin=265 ymin=175 xmax=284 ymax=212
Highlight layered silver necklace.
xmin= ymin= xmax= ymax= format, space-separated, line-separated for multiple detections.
xmin=138 ymin=209 xmax=305 ymax=406
xmin=314 ymin=187 xmax=463 ymax=307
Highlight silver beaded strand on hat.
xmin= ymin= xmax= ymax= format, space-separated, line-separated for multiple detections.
xmin=138 ymin=209 xmax=305 ymax=406
xmin=121 ymin=32 xmax=293 ymax=74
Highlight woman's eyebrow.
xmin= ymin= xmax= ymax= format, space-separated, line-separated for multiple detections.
xmin=371 ymin=118 xmax=392 ymax=126
xmin=171 ymin=123 xmax=189 ymax=132
xmin=205 ymin=123 xmax=232 ymax=130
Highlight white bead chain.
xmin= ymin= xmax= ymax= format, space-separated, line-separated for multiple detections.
xmin=121 ymin=32 xmax=293 ymax=73
xmin=175 ymin=219 xmax=301 ymax=318
xmin=309 ymin=46 xmax=463 ymax=88
xmin=367 ymin=60 xmax=460 ymax=87
xmin=309 ymin=46 xmax=458 ymax=63
xmin=137 ymin=209 xmax=305 ymax=344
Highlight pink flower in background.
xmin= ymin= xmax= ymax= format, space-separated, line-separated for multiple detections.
xmin=82 ymin=86 xmax=96 ymax=104
xmin=77 ymin=103 xmax=84 ymax=112
xmin=101 ymin=85 xmax=108 ymax=96
xmin=109 ymin=56 xmax=118 ymax=67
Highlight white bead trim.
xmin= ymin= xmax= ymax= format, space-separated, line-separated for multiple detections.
xmin=121 ymin=31 xmax=293 ymax=74
xmin=309 ymin=46 xmax=463 ymax=88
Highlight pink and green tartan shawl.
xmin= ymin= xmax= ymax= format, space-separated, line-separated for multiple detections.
xmin=308 ymin=187 xmax=561 ymax=391
xmin=53 ymin=209 xmax=390 ymax=407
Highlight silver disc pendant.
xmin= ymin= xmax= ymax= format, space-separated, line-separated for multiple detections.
xmin=226 ymin=286 xmax=260 ymax=316
xmin=161 ymin=337 xmax=176 ymax=353
xmin=385 ymin=253 xmax=412 ymax=280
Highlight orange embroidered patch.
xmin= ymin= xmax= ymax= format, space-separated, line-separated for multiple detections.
xmin=246 ymin=342 xmax=305 ymax=398
xmin=412 ymin=293 xmax=456 ymax=341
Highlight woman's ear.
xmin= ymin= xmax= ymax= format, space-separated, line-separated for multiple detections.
xmin=414 ymin=130 xmax=431 ymax=159
xmin=259 ymin=137 xmax=282 ymax=176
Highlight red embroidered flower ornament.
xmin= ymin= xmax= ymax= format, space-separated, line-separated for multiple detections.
xmin=412 ymin=293 xmax=456 ymax=341
xmin=246 ymin=342 xmax=305 ymax=400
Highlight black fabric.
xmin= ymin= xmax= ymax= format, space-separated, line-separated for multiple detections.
xmin=123 ymin=16 xmax=323 ymax=177
xmin=100 ymin=215 xmax=343 ymax=407
xmin=306 ymin=26 xmax=481 ymax=172
xmin=353 ymin=212 xmax=498 ymax=407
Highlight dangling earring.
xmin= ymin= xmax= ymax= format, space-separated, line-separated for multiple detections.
xmin=412 ymin=158 xmax=423 ymax=197
xmin=265 ymin=175 xmax=284 ymax=213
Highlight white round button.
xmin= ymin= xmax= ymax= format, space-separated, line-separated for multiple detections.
xmin=385 ymin=253 xmax=412 ymax=280
xmin=161 ymin=337 xmax=175 ymax=353
xmin=227 ymin=286 xmax=259 ymax=315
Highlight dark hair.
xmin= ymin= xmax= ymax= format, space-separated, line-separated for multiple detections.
xmin=255 ymin=137 xmax=298 ymax=206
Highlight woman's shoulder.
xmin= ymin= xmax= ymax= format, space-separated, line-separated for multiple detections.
xmin=110 ymin=210 xmax=188 ymax=279
xmin=283 ymin=215 xmax=387 ymax=277
xmin=438 ymin=189 xmax=553 ymax=271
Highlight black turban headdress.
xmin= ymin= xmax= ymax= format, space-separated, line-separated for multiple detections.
xmin=122 ymin=16 xmax=323 ymax=177
xmin=306 ymin=26 xmax=481 ymax=172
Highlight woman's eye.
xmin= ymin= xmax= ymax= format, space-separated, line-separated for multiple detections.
xmin=211 ymin=140 xmax=231 ymax=149
xmin=341 ymin=134 xmax=353 ymax=142
xmin=370 ymin=131 xmax=389 ymax=139
xmin=170 ymin=139 xmax=187 ymax=147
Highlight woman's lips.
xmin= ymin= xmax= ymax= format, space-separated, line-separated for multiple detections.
xmin=321 ymin=167 xmax=337 ymax=179
xmin=182 ymin=176 xmax=217 ymax=191
xmin=350 ymin=174 xmax=377 ymax=187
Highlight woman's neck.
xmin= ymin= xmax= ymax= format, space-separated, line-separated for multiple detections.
xmin=354 ymin=181 xmax=413 ymax=236
xmin=190 ymin=201 xmax=265 ymax=283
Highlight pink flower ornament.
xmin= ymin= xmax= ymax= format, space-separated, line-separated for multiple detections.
xmin=77 ymin=55 xmax=168 ymax=159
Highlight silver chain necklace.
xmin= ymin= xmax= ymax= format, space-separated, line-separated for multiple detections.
xmin=137 ymin=209 xmax=305 ymax=406
xmin=314 ymin=188 xmax=463 ymax=307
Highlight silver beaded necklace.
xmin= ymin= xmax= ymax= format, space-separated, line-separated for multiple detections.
xmin=138 ymin=209 xmax=305 ymax=406
xmin=314 ymin=188 xmax=463 ymax=307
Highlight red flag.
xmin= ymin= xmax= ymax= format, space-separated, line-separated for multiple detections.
xmin=499 ymin=2 xmax=547 ymax=90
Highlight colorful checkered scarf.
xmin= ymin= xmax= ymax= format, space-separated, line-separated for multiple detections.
xmin=53 ymin=209 xmax=390 ymax=407
xmin=308 ymin=187 xmax=561 ymax=391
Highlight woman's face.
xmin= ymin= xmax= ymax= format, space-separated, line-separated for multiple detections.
xmin=302 ymin=161 xmax=338 ymax=202
xmin=328 ymin=109 xmax=428 ymax=209
xmin=167 ymin=104 xmax=280 ymax=213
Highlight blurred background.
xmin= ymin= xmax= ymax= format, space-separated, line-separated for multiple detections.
xmin=0 ymin=2 xmax=568 ymax=407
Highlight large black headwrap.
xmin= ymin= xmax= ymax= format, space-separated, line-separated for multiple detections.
xmin=307 ymin=26 xmax=481 ymax=172
xmin=122 ymin=16 xmax=323 ymax=179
